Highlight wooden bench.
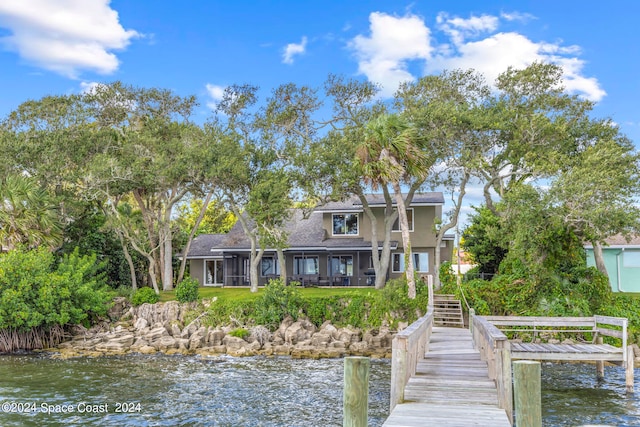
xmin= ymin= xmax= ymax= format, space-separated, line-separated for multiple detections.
xmin=481 ymin=315 xmax=634 ymax=392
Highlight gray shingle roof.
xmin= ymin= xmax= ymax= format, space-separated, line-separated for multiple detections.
xmin=185 ymin=192 xmax=440 ymax=257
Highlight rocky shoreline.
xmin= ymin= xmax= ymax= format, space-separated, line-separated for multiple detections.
xmin=52 ymin=298 xmax=395 ymax=359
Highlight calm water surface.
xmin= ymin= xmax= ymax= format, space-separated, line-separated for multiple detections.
xmin=0 ymin=354 xmax=638 ymax=426
xmin=0 ymin=354 xmax=390 ymax=427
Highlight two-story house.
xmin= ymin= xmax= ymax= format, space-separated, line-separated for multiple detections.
xmin=184 ymin=193 xmax=453 ymax=287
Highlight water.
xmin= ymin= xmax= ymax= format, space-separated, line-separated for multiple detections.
xmin=0 ymin=355 xmax=638 ymax=427
xmin=541 ymin=362 xmax=640 ymax=427
xmin=0 ymin=354 xmax=391 ymax=427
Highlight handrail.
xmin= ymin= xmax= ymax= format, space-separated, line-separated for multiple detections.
xmin=389 ymin=306 xmax=434 ymax=412
xmin=471 ymin=314 xmax=513 ymax=426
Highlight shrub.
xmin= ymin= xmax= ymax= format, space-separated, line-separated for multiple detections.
xmin=228 ymin=327 xmax=249 ymax=340
xmin=175 ymin=277 xmax=200 ymax=303
xmin=253 ymin=279 xmax=304 ymax=329
xmin=0 ymin=247 xmax=113 ymax=351
xmin=131 ymin=287 xmax=159 ymax=306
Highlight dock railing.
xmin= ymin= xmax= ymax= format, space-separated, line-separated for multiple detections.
xmin=471 ymin=313 xmax=513 ymax=425
xmin=389 ymin=276 xmax=435 ymax=412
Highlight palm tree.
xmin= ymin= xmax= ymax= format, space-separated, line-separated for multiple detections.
xmin=0 ymin=174 xmax=63 ymax=250
xmin=356 ymin=114 xmax=430 ymax=298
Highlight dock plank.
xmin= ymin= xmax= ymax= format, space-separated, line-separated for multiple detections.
xmin=383 ymin=327 xmax=511 ymax=427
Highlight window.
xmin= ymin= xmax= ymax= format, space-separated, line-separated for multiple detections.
xmin=623 ymin=251 xmax=640 ymax=268
xmin=205 ymin=259 xmax=224 ymax=285
xmin=330 ymin=255 xmax=353 ymax=276
xmin=392 ymin=252 xmax=429 ymax=273
xmin=333 ymin=213 xmax=358 ymax=235
xmin=392 ymin=209 xmax=414 ymax=232
xmin=293 ymin=256 xmax=319 ymax=275
xmin=261 ymin=257 xmax=280 ymax=276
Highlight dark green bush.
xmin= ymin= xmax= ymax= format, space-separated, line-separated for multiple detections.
xmin=175 ymin=277 xmax=200 ymax=303
xmin=228 ymin=328 xmax=249 ymax=340
xmin=253 ymin=279 xmax=304 ymax=329
xmin=0 ymin=247 xmax=113 ymax=351
xmin=131 ymin=287 xmax=160 ymax=306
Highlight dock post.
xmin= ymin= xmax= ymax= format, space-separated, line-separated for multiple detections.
xmin=513 ymin=360 xmax=541 ymax=427
xmin=626 ymin=345 xmax=635 ymax=393
xmin=344 ymin=356 xmax=370 ymax=427
xmin=596 ymin=336 xmax=604 ymax=381
xmin=469 ymin=308 xmax=475 ymax=334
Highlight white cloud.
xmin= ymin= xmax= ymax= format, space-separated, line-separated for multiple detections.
xmin=282 ymin=36 xmax=307 ymax=64
xmin=349 ymin=12 xmax=433 ymax=97
xmin=205 ymin=83 xmax=226 ymax=110
xmin=80 ymin=81 xmax=102 ymax=94
xmin=349 ymin=11 xmax=606 ymax=102
xmin=0 ymin=0 xmax=138 ymax=78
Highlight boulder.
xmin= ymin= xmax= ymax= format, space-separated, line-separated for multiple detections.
xmin=207 ymin=329 xmax=226 ymax=346
xmin=154 ymin=336 xmax=178 ymax=351
xmin=134 ymin=318 xmax=148 ymax=331
xmin=284 ymin=321 xmax=312 ymax=345
xmin=144 ymin=326 xmax=169 ymax=342
xmin=223 ymin=335 xmax=248 ymax=350
xmin=337 ymin=327 xmax=361 ymax=344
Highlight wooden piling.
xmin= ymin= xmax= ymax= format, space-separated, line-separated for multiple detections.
xmin=626 ymin=345 xmax=635 ymax=393
xmin=344 ymin=356 xmax=370 ymax=427
xmin=513 ymin=360 xmax=542 ymax=427
xmin=596 ymin=336 xmax=604 ymax=381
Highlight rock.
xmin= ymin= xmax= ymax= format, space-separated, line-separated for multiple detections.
xmin=189 ymin=331 xmax=206 ymax=350
xmin=131 ymin=338 xmax=149 ymax=350
xmin=273 ymin=344 xmax=292 ymax=355
xmin=284 ymin=321 xmax=312 ymax=345
xmin=181 ymin=321 xmax=200 ymax=339
xmin=337 ymin=327 xmax=361 ymax=344
xmin=144 ymin=326 xmax=169 ymax=342
xmin=138 ymin=345 xmax=156 ymax=354
xmin=154 ymin=336 xmax=178 ymax=351
xmin=561 ymin=338 xmax=574 ymax=345
xmin=207 ymin=329 xmax=226 ymax=346
xmin=134 ymin=318 xmax=148 ymax=331
xmin=310 ymin=332 xmax=332 ymax=347
xmin=364 ymin=330 xmax=393 ymax=349
xmin=223 ymin=335 xmax=248 ymax=350
xmin=633 ymin=344 xmax=640 ymax=358
xmin=169 ymin=323 xmax=182 ymax=337
xmin=107 ymin=297 xmax=130 ymax=321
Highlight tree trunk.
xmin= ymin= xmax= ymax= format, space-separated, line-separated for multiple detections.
xmin=392 ymin=181 xmax=415 ymax=299
xmin=178 ymin=190 xmax=213 ymax=283
xmin=592 ymin=240 xmax=609 ymax=278
xmin=118 ymin=233 xmax=137 ymax=290
xmin=359 ymin=189 xmax=395 ymax=289
xmin=277 ymin=247 xmax=287 ymax=283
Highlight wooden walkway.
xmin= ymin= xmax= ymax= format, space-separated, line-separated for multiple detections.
xmin=383 ymin=326 xmax=511 ymax=427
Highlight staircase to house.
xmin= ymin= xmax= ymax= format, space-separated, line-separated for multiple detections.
xmin=432 ymin=294 xmax=465 ymax=327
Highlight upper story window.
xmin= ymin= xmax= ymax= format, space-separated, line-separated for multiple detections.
xmin=333 ymin=213 xmax=358 ymax=235
xmin=392 ymin=209 xmax=414 ymax=232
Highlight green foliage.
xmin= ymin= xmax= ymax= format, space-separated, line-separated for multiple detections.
xmin=228 ymin=328 xmax=250 ymax=340
xmin=175 ymin=277 xmax=200 ymax=303
xmin=131 ymin=287 xmax=160 ymax=306
xmin=461 ymin=206 xmax=507 ymax=274
xmin=369 ymin=278 xmax=430 ymax=328
xmin=253 ymin=279 xmax=304 ymax=328
xmin=439 ymin=261 xmax=456 ymax=288
xmin=0 ymin=247 xmax=112 ymax=331
xmin=174 ymin=198 xmax=236 ymax=236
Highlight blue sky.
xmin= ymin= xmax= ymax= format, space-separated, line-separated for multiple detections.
xmin=0 ymin=1 xmax=639 ymax=222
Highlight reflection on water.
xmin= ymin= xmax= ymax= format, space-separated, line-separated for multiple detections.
xmin=541 ymin=362 xmax=640 ymax=427
xmin=0 ymin=354 xmax=390 ymax=427
xmin=0 ymin=354 xmax=637 ymax=426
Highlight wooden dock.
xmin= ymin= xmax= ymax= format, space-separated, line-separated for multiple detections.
xmin=384 ymin=326 xmax=511 ymax=427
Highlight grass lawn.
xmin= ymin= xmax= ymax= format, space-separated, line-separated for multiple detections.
xmin=159 ymin=286 xmax=376 ymax=302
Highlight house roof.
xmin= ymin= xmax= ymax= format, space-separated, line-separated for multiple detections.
xmin=315 ymin=192 xmax=444 ymax=212
xmin=185 ymin=192 xmax=441 ymax=258
xmin=584 ymin=234 xmax=640 ymax=249
xmin=186 ymin=207 xmax=403 ymax=258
